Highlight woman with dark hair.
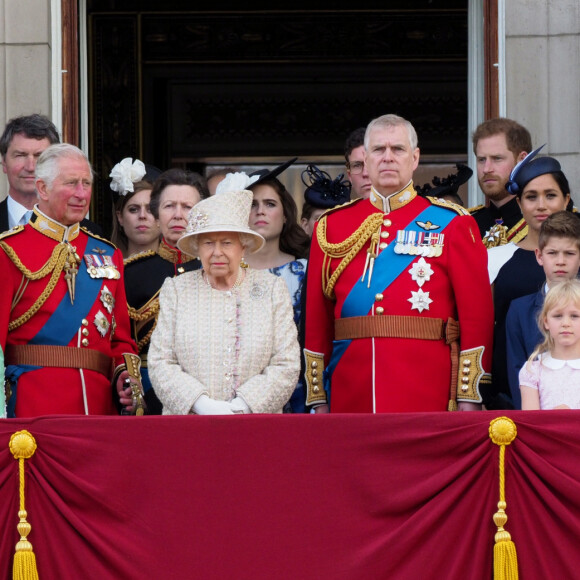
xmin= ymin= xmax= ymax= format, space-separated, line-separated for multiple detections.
xmin=246 ymin=164 xmax=310 ymax=412
xmin=110 ymin=158 xmax=162 ymax=258
xmin=123 ymin=167 xmax=209 ymax=413
xmin=247 ymin=174 xmax=310 ymax=323
xmin=486 ymin=146 xmax=576 ymax=409
xmin=111 ymin=181 xmax=160 ymax=258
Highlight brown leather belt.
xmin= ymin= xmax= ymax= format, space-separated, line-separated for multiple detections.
xmin=335 ymin=315 xmax=459 ymax=344
xmin=5 ymin=344 xmax=113 ymax=377
xmin=335 ymin=314 xmax=461 ymax=410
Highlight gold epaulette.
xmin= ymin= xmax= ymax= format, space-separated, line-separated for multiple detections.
xmin=0 ymin=225 xmax=24 ymax=240
xmin=318 ymin=197 xmax=363 ymax=217
xmin=426 ymin=196 xmax=469 ymax=216
xmin=81 ymin=226 xmax=118 ymax=249
xmin=124 ymin=249 xmax=157 ymax=266
xmin=316 ymin=211 xmax=384 ymax=299
xmin=467 ymin=204 xmax=485 ymax=214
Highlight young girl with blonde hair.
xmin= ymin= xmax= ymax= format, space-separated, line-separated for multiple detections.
xmin=520 ymin=279 xmax=580 ymax=409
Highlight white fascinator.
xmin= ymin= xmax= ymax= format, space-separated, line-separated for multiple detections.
xmin=109 ymin=157 xmax=147 ymax=195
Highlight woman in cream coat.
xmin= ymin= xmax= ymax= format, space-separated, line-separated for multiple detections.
xmin=148 ymin=172 xmax=300 ymax=414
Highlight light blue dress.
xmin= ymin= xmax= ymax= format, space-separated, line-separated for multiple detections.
xmin=269 ymin=259 xmax=307 ymax=412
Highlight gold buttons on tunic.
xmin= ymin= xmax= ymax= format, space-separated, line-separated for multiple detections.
xmin=81 ymin=338 xmax=89 ymax=347
xmin=380 ymin=231 xmax=389 ymax=239
xmin=82 ymin=319 xmax=89 ymax=327
xmin=375 ymin=293 xmax=384 ymax=301
xmin=311 ymin=361 xmax=318 ymax=368
xmin=82 ymin=328 xmax=89 ymax=337
xmin=383 ymin=218 xmax=392 ymax=227
xmin=375 ymin=306 xmax=384 ymax=315
xmin=379 ymin=242 xmax=388 ymax=250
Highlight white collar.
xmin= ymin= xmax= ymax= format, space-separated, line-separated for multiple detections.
xmin=540 ymin=353 xmax=580 ymax=369
xmin=6 ymin=195 xmax=31 ymax=229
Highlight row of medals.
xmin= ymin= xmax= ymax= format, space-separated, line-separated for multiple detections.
xmin=393 ymin=231 xmax=444 ymax=258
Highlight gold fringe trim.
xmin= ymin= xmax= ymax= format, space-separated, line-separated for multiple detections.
xmin=128 ymin=295 xmax=161 ymax=351
xmin=9 ymin=430 xmax=39 ymax=580
xmin=489 ymin=417 xmax=519 ymax=580
xmin=316 ymin=212 xmax=384 ymax=299
xmin=1 ymin=242 xmax=71 ymax=331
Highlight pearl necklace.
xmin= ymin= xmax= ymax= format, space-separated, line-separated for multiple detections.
xmin=203 ymin=267 xmax=245 ymax=291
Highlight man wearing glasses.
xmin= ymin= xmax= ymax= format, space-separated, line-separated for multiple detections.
xmin=344 ymin=127 xmax=372 ymax=199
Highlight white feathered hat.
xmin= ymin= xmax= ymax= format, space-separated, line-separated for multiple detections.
xmin=177 ymin=172 xmax=265 ymax=257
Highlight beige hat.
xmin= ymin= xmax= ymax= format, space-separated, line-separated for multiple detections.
xmin=177 ymin=173 xmax=265 ymax=257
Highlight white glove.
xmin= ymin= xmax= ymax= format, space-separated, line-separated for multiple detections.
xmin=230 ymin=396 xmax=251 ymax=414
xmin=192 ymin=395 xmax=235 ymax=415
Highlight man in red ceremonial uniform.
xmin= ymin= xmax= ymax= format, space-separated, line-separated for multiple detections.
xmin=304 ymin=114 xmax=494 ymax=413
xmin=0 ymin=143 xmax=144 ymax=417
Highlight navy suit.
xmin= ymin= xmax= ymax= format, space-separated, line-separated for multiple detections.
xmin=0 ymin=198 xmax=9 ymax=232
xmin=0 ymin=197 xmax=104 ymax=236
xmin=505 ymin=289 xmax=545 ymax=409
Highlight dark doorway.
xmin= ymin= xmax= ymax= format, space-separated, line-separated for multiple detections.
xmin=87 ymin=2 xmax=468 ymax=233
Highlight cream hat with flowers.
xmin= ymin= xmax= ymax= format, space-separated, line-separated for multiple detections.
xmin=177 ymin=172 xmax=266 ymax=257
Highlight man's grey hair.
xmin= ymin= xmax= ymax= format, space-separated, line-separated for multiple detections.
xmin=364 ymin=114 xmax=418 ymax=151
xmin=35 ymin=143 xmax=93 ymax=190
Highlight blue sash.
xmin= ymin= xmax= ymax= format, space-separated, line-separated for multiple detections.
xmin=6 ymin=237 xmax=114 ymax=416
xmin=326 ymin=203 xmax=458 ymax=406
xmin=342 ymin=204 xmax=456 ymax=318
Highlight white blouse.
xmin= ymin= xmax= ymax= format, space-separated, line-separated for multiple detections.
xmin=487 ymin=242 xmax=519 ymax=284
xmin=148 ymin=268 xmax=300 ymax=414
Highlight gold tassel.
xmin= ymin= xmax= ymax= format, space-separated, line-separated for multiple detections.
xmin=9 ymin=430 xmax=39 ymax=580
xmin=489 ymin=417 xmax=519 ymax=580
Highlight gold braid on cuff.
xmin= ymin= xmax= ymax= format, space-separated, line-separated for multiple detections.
xmin=304 ymin=349 xmax=326 ymax=406
xmin=456 ymin=346 xmax=489 ymax=403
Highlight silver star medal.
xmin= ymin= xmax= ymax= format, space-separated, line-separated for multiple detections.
xmin=408 ymin=289 xmax=433 ymax=313
xmin=100 ymin=286 xmax=115 ymax=314
xmin=408 ymin=257 xmax=434 ymax=288
xmin=94 ymin=310 xmax=111 ymax=337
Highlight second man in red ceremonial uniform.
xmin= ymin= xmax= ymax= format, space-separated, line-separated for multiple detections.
xmin=303 ymin=114 xmax=494 ymax=413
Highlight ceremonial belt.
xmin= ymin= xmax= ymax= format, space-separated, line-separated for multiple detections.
xmin=334 ymin=315 xmax=461 ymax=411
xmin=335 ymin=315 xmax=459 ymax=343
xmin=5 ymin=345 xmax=113 ymax=377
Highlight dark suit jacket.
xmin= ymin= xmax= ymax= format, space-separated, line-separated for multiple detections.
xmin=0 ymin=197 xmax=104 ymax=237
xmin=505 ymin=289 xmax=545 ymax=409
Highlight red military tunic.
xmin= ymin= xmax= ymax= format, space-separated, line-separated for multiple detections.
xmin=0 ymin=208 xmax=138 ymax=417
xmin=303 ymin=183 xmax=494 ymax=412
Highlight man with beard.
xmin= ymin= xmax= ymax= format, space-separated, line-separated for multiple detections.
xmin=469 ymin=118 xmax=532 ymax=248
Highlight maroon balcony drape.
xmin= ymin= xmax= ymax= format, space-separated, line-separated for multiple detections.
xmin=0 ymin=411 xmax=579 ymax=579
